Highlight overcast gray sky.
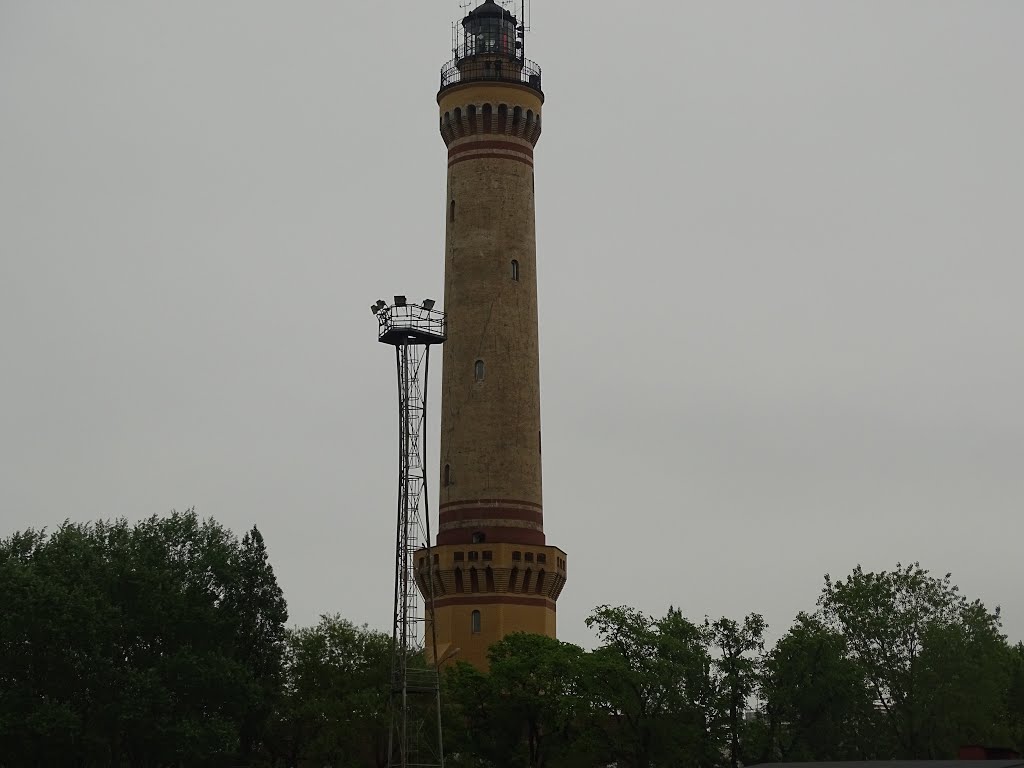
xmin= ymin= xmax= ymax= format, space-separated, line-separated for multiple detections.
xmin=1 ymin=1 xmax=1022 ymax=649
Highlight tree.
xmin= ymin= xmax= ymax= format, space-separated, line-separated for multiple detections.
xmin=445 ymin=633 xmax=591 ymax=768
xmin=584 ymin=605 xmax=721 ymax=768
xmin=0 ymin=510 xmax=290 ymax=768
xmin=269 ymin=615 xmax=390 ymax=768
xmin=756 ymin=613 xmax=875 ymax=761
xmin=818 ymin=562 xmax=1008 ymax=758
xmin=228 ymin=526 xmax=289 ymax=764
xmin=1004 ymin=643 xmax=1024 ymax=751
xmin=0 ymin=523 xmax=117 ymax=765
xmin=709 ymin=613 xmax=765 ymax=768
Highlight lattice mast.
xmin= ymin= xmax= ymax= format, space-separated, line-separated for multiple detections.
xmin=372 ymin=297 xmax=446 ymax=768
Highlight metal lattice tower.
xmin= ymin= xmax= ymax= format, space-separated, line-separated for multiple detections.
xmin=372 ymin=297 xmax=446 ymax=768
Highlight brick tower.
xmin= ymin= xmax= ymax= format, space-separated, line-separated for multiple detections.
xmin=415 ymin=0 xmax=566 ymax=671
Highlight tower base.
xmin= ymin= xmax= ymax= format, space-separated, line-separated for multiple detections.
xmin=416 ymin=542 xmax=566 ymax=670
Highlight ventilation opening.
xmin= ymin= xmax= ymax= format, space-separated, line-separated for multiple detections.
xmin=511 ymin=259 xmax=520 ymax=281
xmin=449 ymin=200 xmax=455 ymax=222
xmin=474 ymin=360 xmax=485 ymax=382
xmin=444 ymin=464 xmax=452 ymax=487
xmin=471 ymin=610 xmax=481 ymax=634
xmin=471 ymin=531 xmax=486 ymax=544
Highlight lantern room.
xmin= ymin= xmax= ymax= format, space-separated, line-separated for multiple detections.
xmin=461 ymin=0 xmax=519 ymax=59
xmin=441 ymin=0 xmax=542 ymax=94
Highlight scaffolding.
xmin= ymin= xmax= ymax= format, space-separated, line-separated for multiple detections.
xmin=372 ymin=297 xmax=446 ymax=768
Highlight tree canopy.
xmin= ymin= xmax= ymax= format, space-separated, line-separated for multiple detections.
xmin=0 ymin=511 xmax=286 ymax=767
xmin=1 ymin=514 xmax=1020 ymax=768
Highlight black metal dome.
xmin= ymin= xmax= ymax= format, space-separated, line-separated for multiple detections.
xmin=462 ymin=0 xmax=516 ymax=26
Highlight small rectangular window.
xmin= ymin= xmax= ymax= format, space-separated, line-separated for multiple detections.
xmin=482 ymin=551 xmax=493 ymax=561
xmin=537 ymin=554 xmax=546 ymax=565
xmin=468 ymin=551 xmax=479 ymax=562
xmin=512 ymin=551 xmax=522 ymax=561
xmin=454 ymin=552 xmax=464 ymax=562
xmin=525 ymin=553 xmax=534 ymax=563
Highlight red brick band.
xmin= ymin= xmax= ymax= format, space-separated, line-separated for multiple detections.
xmin=437 ymin=526 xmax=545 ymax=547
xmin=449 ymin=152 xmax=533 ymax=168
xmin=439 ymin=507 xmax=544 ymax=526
xmin=440 ymin=498 xmax=542 ymax=510
xmin=432 ymin=594 xmax=556 ymax=609
xmin=447 ymin=140 xmax=535 ymax=159
xmin=448 ymin=140 xmax=534 ymax=168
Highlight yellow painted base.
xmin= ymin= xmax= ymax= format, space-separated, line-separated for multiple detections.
xmin=427 ymin=601 xmax=556 ymax=671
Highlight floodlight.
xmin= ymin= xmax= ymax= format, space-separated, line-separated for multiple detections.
xmin=394 ymin=295 xmax=407 ymax=307
xmin=371 ymin=304 xmax=380 ymax=315
xmin=422 ymin=299 xmax=436 ymax=310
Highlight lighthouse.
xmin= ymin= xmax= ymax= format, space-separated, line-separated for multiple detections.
xmin=415 ymin=0 xmax=566 ymax=671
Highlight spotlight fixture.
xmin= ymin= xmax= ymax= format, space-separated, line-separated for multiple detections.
xmin=422 ymin=299 xmax=436 ymax=310
xmin=394 ymin=295 xmax=407 ymax=307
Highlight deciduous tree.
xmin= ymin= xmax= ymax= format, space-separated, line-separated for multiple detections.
xmin=584 ymin=605 xmax=721 ymax=768
xmin=710 ymin=613 xmax=766 ymax=768
xmin=818 ymin=562 xmax=1007 ymax=758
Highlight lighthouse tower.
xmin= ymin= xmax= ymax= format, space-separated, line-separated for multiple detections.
xmin=415 ymin=0 xmax=566 ymax=671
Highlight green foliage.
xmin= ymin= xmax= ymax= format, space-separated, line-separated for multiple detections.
xmin=584 ymin=605 xmax=721 ymax=768
xmin=445 ymin=572 xmax=1021 ymax=768
xmin=0 ymin=511 xmax=288 ymax=768
xmin=756 ymin=612 xmax=875 ymax=761
xmin=710 ymin=613 xmax=766 ymax=768
xmin=231 ymin=527 xmax=289 ymax=761
xmin=1004 ymin=643 xmax=1024 ymax=750
xmin=445 ymin=633 xmax=591 ymax=768
xmin=2 ymin=513 xmax=1021 ymax=768
xmin=818 ymin=562 xmax=1008 ymax=758
xmin=267 ymin=615 xmax=390 ymax=768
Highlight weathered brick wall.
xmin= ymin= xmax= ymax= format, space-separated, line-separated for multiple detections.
xmin=439 ymin=82 xmax=545 ymax=522
xmin=424 ymin=80 xmax=565 ymax=670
